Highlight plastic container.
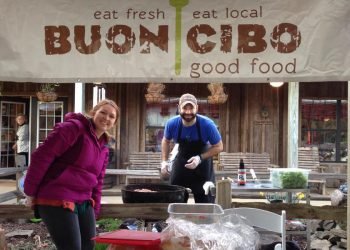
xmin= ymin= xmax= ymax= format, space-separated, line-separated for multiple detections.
xmin=270 ymin=168 xmax=310 ymax=188
xmin=94 ymin=230 xmax=161 ymax=250
xmin=167 ymin=203 xmax=224 ymax=224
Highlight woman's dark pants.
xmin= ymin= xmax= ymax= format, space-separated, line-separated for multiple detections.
xmin=37 ymin=205 xmax=96 ymax=250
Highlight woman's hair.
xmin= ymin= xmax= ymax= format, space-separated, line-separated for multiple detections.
xmin=16 ymin=113 xmax=27 ymax=122
xmin=89 ymin=99 xmax=120 ymax=125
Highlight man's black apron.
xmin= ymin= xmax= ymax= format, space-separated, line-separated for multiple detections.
xmin=169 ymin=117 xmax=215 ymax=203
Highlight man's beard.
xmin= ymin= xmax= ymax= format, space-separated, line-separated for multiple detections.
xmin=180 ymin=113 xmax=196 ymax=123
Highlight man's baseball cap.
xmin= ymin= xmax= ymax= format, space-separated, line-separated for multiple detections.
xmin=179 ymin=93 xmax=197 ymax=108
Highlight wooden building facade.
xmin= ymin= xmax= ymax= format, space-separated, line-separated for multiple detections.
xmin=0 ymin=82 xmax=347 ymax=185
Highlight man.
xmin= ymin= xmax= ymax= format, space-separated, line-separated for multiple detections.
xmin=161 ymin=93 xmax=223 ymax=203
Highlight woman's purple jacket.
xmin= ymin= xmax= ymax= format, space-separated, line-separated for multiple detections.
xmin=24 ymin=113 xmax=109 ymax=217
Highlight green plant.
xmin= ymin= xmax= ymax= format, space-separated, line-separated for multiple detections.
xmin=39 ymin=83 xmax=59 ymax=92
xmin=95 ymin=243 xmax=109 ymax=250
xmin=94 ymin=218 xmax=123 ymax=250
xmin=264 ymin=191 xmax=306 ymax=204
xmin=280 ymin=172 xmax=308 ymax=188
xmin=96 ymin=218 xmax=122 ymax=232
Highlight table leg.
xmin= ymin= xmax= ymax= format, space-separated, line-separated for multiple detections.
xmin=306 ymin=220 xmax=311 ymax=250
xmin=306 ymin=189 xmax=311 ymax=250
xmin=286 ymin=192 xmax=292 ymax=203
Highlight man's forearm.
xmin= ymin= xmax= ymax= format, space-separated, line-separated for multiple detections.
xmin=161 ymin=138 xmax=170 ymax=161
xmin=200 ymin=141 xmax=223 ymax=160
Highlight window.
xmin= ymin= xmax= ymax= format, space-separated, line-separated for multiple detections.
xmin=37 ymin=102 xmax=64 ymax=146
xmin=301 ymin=99 xmax=347 ymax=162
xmin=145 ymin=97 xmax=220 ymax=152
xmin=0 ymin=101 xmax=26 ymax=168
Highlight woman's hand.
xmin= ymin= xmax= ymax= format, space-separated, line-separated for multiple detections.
xmin=24 ymin=196 xmax=34 ymax=208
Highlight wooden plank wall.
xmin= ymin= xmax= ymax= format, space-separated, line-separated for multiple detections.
xmin=107 ymin=83 xmax=287 ymax=173
xmin=224 ymin=83 xmax=284 ymax=167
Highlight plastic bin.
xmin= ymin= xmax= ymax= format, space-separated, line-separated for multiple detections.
xmin=94 ymin=230 xmax=161 ymax=250
xmin=167 ymin=203 xmax=224 ymax=224
xmin=270 ymin=168 xmax=310 ymax=188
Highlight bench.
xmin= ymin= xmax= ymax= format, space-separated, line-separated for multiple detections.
xmin=216 ymin=152 xmax=277 ymax=181
xmin=0 ymin=167 xmax=26 ymax=177
xmin=105 ymin=152 xmax=161 ymax=185
xmin=0 ymin=166 xmax=27 ymax=203
xmin=298 ymin=147 xmax=326 ymax=195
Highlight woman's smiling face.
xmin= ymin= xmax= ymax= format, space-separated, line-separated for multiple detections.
xmin=16 ymin=115 xmax=26 ymax=125
xmin=92 ymin=104 xmax=117 ymax=137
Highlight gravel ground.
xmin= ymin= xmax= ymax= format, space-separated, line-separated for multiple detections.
xmin=1 ymin=220 xmax=55 ymax=250
xmin=1 ymin=219 xmax=308 ymax=250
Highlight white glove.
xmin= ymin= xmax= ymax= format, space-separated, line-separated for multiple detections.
xmin=185 ymin=155 xmax=201 ymax=169
xmin=160 ymin=161 xmax=170 ymax=176
xmin=203 ymin=181 xmax=215 ymax=195
xmin=25 ymin=196 xmax=34 ymax=208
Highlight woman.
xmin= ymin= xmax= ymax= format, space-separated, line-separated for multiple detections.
xmin=12 ymin=113 xmax=29 ymax=166
xmin=24 ymin=99 xmax=119 ymax=250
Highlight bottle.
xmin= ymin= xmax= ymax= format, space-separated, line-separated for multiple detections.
xmin=238 ymin=158 xmax=246 ymax=185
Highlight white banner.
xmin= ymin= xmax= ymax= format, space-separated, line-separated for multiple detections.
xmin=0 ymin=0 xmax=349 ymax=83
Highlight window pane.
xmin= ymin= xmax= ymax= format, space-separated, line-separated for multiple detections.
xmin=0 ymin=101 xmax=26 ymax=167
xmin=39 ymin=105 xmax=47 ymax=115
xmin=37 ymin=102 xmax=63 ymax=146
xmin=9 ymin=104 xmax=15 ymax=114
xmin=55 ymin=117 xmax=62 ymax=124
xmin=301 ymin=130 xmax=336 ymax=161
xmin=16 ymin=104 xmax=24 ymax=114
xmin=1 ymin=104 xmax=8 ymax=115
xmin=340 ymin=100 xmax=348 ymax=130
xmin=301 ymin=100 xmax=336 ymax=130
xmin=47 ymin=116 xmax=55 ymax=128
xmin=340 ymin=131 xmax=347 ymax=161
xmin=39 ymin=117 xmax=47 ymax=128
xmin=9 ymin=117 xmax=16 ymax=128
xmin=55 ymin=103 xmax=63 ymax=116
xmin=145 ymin=127 xmax=164 ymax=152
xmin=301 ymin=99 xmax=347 ymax=162
xmin=39 ymin=130 xmax=47 ymax=141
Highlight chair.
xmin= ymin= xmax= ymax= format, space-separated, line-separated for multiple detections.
xmin=15 ymin=155 xmax=26 ymax=168
xmin=225 ymin=207 xmax=286 ymax=250
xmin=216 ymin=152 xmax=277 ymax=181
xmin=298 ymin=146 xmax=326 ymax=194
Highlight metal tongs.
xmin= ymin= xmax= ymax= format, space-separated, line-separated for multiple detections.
xmin=250 ymin=169 xmax=261 ymax=185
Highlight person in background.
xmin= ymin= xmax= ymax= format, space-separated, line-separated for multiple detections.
xmin=24 ymin=99 xmax=119 ymax=250
xmin=161 ymin=93 xmax=223 ymax=203
xmin=12 ymin=113 xmax=29 ymax=166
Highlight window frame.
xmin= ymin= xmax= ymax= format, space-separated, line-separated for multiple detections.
xmin=301 ymin=99 xmax=347 ymax=162
xmin=36 ymin=101 xmax=64 ymax=147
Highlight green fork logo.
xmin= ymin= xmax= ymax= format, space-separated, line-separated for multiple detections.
xmin=169 ymin=0 xmax=189 ymax=75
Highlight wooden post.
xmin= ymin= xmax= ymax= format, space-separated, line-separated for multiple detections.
xmin=16 ymin=171 xmax=24 ymax=203
xmin=0 ymin=228 xmax=6 ymax=250
xmin=287 ymin=82 xmax=299 ymax=169
xmin=347 ymin=81 xmax=350 ymax=250
xmin=215 ymin=179 xmax=231 ymax=209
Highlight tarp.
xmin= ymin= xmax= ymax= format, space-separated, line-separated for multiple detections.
xmin=0 ymin=0 xmax=349 ymax=83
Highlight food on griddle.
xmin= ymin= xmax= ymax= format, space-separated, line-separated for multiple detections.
xmin=133 ymin=188 xmax=157 ymax=192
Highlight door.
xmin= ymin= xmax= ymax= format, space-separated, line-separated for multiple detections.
xmin=0 ymin=100 xmax=27 ymax=168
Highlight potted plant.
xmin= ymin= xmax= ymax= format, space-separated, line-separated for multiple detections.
xmin=36 ymin=83 xmax=59 ymax=102
xmin=207 ymin=83 xmax=228 ymax=104
xmin=144 ymin=82 xmax=166 ymax=103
